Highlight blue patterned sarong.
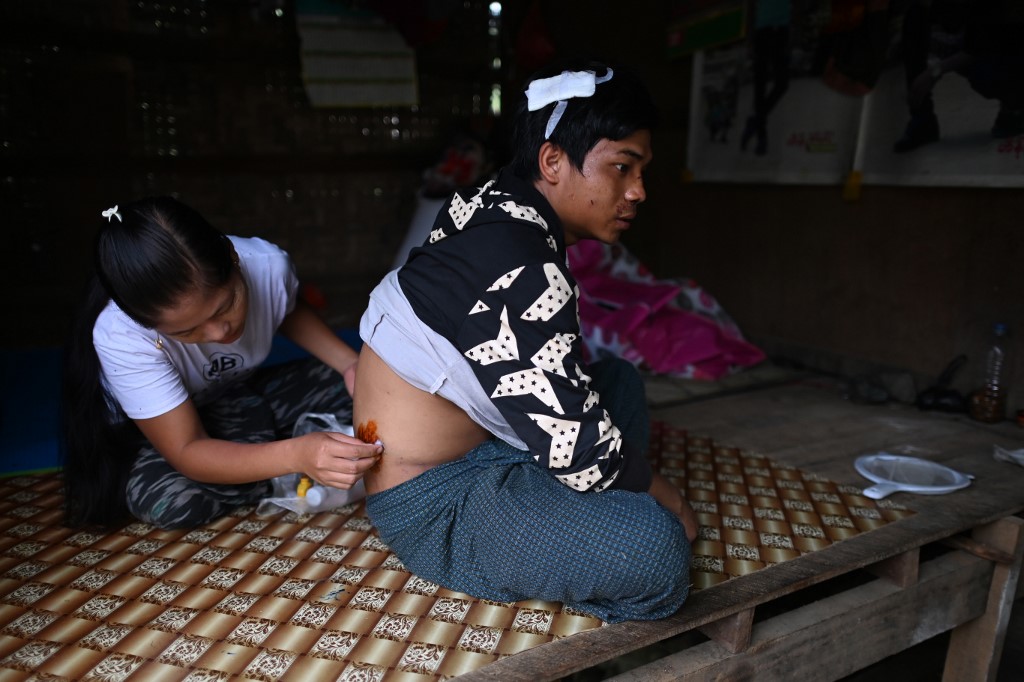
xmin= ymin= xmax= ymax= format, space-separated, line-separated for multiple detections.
xmin=365 ymin=439 xmax=691 ymax=623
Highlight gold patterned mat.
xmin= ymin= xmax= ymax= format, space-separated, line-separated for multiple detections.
xmin=648 ymin=423 xmax=914 ymax=590
xmin=0 ymin=424 xmax=911 ymax=681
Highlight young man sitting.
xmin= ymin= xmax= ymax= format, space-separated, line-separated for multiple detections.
xmin=354 ymin=60 xmax=697 ymax=623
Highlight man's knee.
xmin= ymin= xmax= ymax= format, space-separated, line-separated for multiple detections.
xmin=636 ymin=518 xmax=691 ymax=589
xmin=617 ymin=520 xmax=692 ymax=618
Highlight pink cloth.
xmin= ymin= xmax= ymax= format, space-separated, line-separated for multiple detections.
xmin=568 ymin=241 xmax=765 ymax=380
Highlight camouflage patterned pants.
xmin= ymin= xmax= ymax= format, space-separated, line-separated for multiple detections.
xmin=125 ymin=357 xmax=352 ymax=529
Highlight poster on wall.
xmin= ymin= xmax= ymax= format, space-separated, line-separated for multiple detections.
xmin=857 ymin=49 xmax=1024 ymax=187
xmin=687 ymin=43 xmax=863 ymax=184
xmin=682 ymin=1 xmax=1024 ymax=187
xmin=685 ymin=0 xmax=869 ymax=185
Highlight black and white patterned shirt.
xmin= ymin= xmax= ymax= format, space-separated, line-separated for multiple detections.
xmin=398 ymin=169 xmax=651 ymax=493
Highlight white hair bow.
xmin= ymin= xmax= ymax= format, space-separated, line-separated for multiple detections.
xmin=525 ymin=68 xmax=614 ymax=139
xmin=101 ymin=205 xmax=122 ymax=223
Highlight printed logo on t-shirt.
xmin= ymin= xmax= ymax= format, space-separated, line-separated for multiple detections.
xmin=204 ymin=352 xmax=245 ymax=381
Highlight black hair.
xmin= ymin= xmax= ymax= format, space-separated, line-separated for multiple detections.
xmin=508 ymin=59 xmax=658 ymax=181
xmin=95 ymin=198 xmax=234 ymax=328
xmin=60 ymin=196 xmax=234 ymax=527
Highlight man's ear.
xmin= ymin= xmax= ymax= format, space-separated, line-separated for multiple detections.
xmin=537 ymin=141 xmax=564 ymax=184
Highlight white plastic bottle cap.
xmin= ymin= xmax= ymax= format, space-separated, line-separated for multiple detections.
xmin=305 ymin=487 xmax=324 ymax=506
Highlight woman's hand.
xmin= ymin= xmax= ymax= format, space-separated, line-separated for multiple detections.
xmin=295 ymin=431 xmax=382 ymax=489
xmin=649 ymin=472 xmax=699 ymax=542
xmin=136 ymin=401 xmax=381 ymax=487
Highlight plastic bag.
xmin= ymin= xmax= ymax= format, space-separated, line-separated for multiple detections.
xmin=994 ymin=444 xmax=1024 ymax=468
xmin=255 ymin=412 xmax=367 ymax=516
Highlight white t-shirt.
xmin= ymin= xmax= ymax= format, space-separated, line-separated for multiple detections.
xmin=94 ymin=236 xmax=299 ymax=420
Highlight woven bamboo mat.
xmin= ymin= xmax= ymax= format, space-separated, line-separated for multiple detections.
xmin=0 ymin=424 xmax=911 ymax=681
xmin=647 ymin=423 xmax=914 ymax=590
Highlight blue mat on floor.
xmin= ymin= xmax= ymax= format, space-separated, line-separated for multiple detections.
xmin=0 ymin=331 xmax=361 ymax=476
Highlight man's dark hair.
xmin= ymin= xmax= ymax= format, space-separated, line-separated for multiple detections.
xmin=508 ymin=59 xmax=658 ymax=181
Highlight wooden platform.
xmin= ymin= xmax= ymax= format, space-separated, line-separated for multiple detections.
xmin=463 ymin=378 xmax=1024 ymax=681
xmin=0 ymin=414 xmax=911 ymax=682
xmin=2 ymin=377 xmax=1022 ymax=681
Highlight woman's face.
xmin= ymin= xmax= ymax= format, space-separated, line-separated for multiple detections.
xmin=152 ymin=268 xmax=249 ymax=345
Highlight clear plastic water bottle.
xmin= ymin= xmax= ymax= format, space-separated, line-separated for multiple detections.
xmin=969 ymin=323 xmax=1011 ymax=423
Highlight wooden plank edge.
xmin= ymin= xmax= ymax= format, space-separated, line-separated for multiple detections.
xmin=941 ymin=534 xmax=1016 ymax=565
xmin=455 ymin=523 xmax=1018 ymax=681
xmin=605 ymin=551 xmax=992 ymax=681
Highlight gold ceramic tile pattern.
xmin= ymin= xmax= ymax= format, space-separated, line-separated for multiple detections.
xmin=0 ymin=424 xmax=910 ymax=680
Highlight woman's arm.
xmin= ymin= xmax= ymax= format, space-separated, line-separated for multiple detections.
xmin=278 ymin=298 xmax=360 ymax=396
xmin=134 ymin=398 xmax=382 ymax=488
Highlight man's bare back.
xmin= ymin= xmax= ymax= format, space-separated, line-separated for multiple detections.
xmin=353 ymin=344 xmax=492 ymax=494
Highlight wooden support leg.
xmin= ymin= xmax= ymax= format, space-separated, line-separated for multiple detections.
xmin=698 ymin=607 xmax=755 ymax=653
xmin=866 ymin=547 xmax=920 ymax=588
xmin=942 ymin=516 xmax=1024 ymax=682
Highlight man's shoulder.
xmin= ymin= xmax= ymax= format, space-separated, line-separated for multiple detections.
xmin=432 ymin=172 xmax=558 ymax=242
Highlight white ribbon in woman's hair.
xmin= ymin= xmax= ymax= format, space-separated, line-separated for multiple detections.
xmin=101 ymin=205 xmax=122 ymax=223
xmin=525 ymin=68 xmax=614 ymax=139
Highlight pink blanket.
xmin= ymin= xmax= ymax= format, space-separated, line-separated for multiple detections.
xmin=568 ymin=241 xmax=765 ymax=380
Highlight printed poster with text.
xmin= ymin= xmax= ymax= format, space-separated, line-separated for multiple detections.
xmin=688 ymin=43 xmax=862 ymax=185
xmin=683 ymin=3 xmax=1024 ymax=187
xmin=858 ymin=65 xmax=1024 ymax=187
